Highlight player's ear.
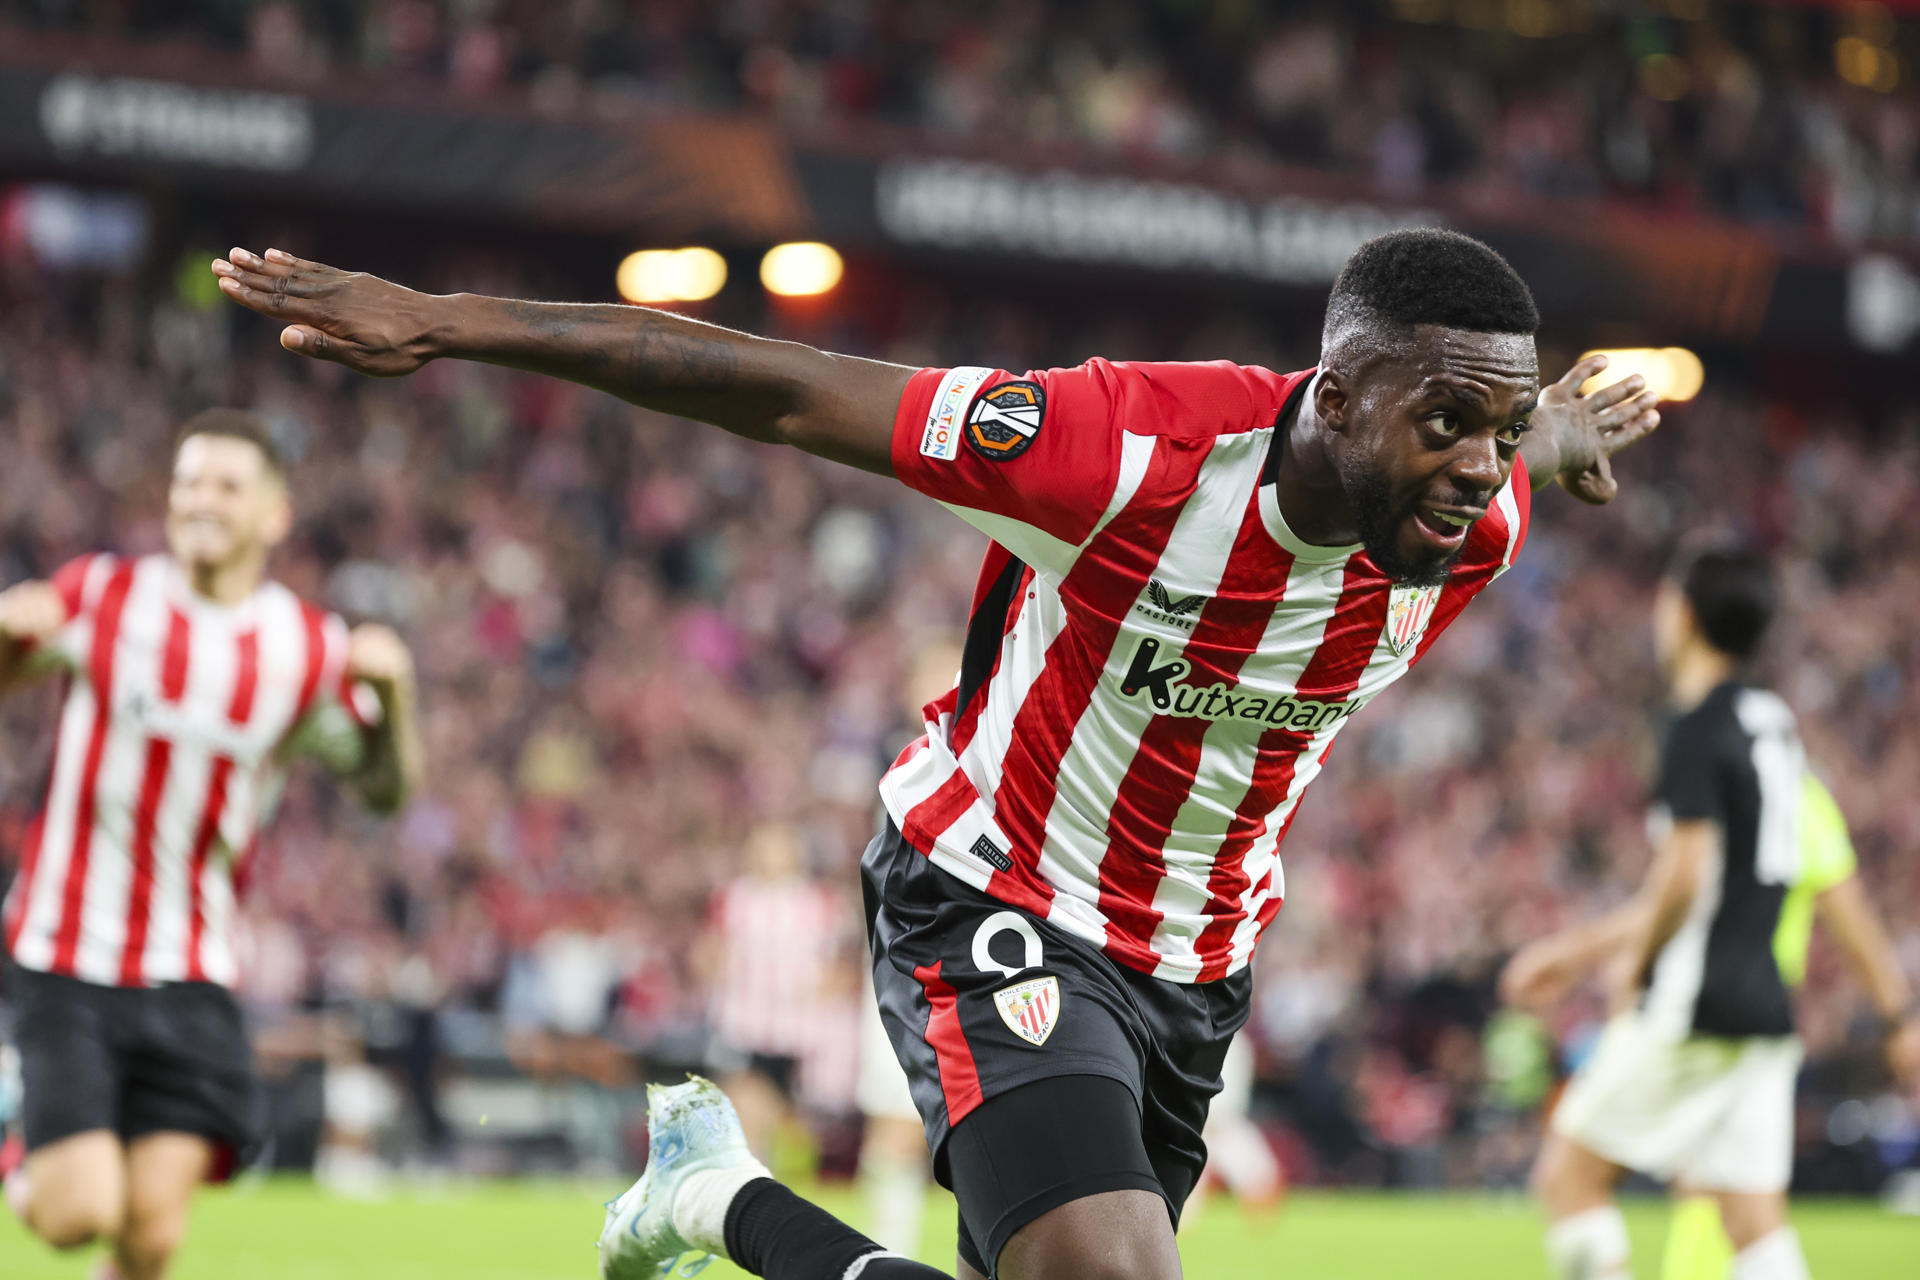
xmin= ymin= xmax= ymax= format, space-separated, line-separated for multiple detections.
xmin=1313 ymin=367 xmax=1352 ymax=436
xmin=262 ymin=485 xmax=294 ymax=547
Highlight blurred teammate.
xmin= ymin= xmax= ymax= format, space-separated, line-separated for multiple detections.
xmin=1502 ymin=547 xmax=1920 ymax=1280
xmin=213 ymin=228 xmax=1659 ymax=1280
xmin=0 ymin=411 xmax=423 ymax=1280
xmin=702 ymin=820 xmax=844 ymax=1160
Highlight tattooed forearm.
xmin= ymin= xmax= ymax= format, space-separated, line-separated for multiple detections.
xmin=487 ymin=300 xmax=737 ymax=393
xmin=434 ymin=290 xmax=911 ymax=475
xmin=625 ymin=315 xmax=739 ymax=393
xmin=462 ymin=297 xmax=757 ymax=410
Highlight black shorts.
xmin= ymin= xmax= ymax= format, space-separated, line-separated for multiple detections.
xmin=7 ymin=963 xmax=260 ymax=1173
xmin=706 ymin=1045 xmax=800 ymax=1099
xmin=862 ymin=821 xmax=1250 ymax=1274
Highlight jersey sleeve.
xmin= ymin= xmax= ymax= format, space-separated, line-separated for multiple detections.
xmin=890 ymin=359 xmax=1295 ymax=578
xmin=1654 ymin=709 xmax=1723 ymax=823
xmin=19 ymin=553 xmax=109 ymax=674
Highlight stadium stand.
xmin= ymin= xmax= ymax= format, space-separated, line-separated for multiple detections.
xmin=0 ymin=0 xmax=1916 ymax=1195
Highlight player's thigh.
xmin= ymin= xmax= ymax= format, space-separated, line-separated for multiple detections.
xmin=120 ymin=980 xmax=260 ymax=1178
xmin=1681 ymin=1036 xmax=1800 ymax=1207
xmin=995 ymin=1189 xmax=1181 ymax=1280
xmin=22 ymin=1129 xmax=125 ymax=1244
xmin=944 ymin=1075 xmax=1174 ymax=1279
xmin=1707 ymin=1190 xmax=1788 ymax=1252
xmin=119 ymin=1132 xmax=214 ymax=1257
xmin=12 ymin=965 xmax=121 ymax=1152
xmin=1531 ymin=1130 xmax=1624 ymax=1217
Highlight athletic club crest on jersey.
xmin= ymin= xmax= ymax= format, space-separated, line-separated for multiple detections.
xmin=1384 ymin=583 xmax=1443 ymax=657
xmin=992 ymin=975 xmax=1059 ymax=1047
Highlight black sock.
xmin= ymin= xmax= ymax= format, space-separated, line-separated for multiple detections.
xmin=723 ymin=1178 xmax=952 ymax=1279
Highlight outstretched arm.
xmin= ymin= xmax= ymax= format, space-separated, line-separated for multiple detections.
xmin=212 ymin=249 xmax=913 ymax=476
xmin=1816 ymin=875 xmax=1920 ymax=1089
xmin=1521 ymin=353 xmax=1662 ymax=505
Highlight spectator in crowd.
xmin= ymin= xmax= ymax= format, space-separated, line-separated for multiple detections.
xmin=5 ymin=1 xmax=1919 ymax=242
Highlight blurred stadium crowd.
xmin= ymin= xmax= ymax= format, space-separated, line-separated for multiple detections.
xmin=5 ymin=0 xmax=1920 ymax=242
xmin=1 ymin=241 xmax=1916 ymax=1189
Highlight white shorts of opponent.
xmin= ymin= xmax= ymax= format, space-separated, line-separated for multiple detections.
xmin=1552 ymin=1012 xmax=1803 ymax=1195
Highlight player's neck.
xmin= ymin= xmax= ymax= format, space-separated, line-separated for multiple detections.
xmin=1669 ymin=645 xmax=1736 ymax=711
xmin=181 ymin=555 xmax=267 ymax=606
xmin=1270 ymin=405 xmax=1358 ymax=547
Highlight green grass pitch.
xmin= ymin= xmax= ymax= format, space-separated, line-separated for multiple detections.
xmin=2 ymin=1178 xmax=1913 ymax=1277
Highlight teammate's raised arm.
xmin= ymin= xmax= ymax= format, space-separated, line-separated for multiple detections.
xmin=344 ymin=623 xmax=425 ymax=815
xmin=212 ymin=249 xmax=912 ymax=476
xmin=0 ymin=579 xmax=71 ymax=694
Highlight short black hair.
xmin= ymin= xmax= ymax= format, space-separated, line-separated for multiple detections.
xmin=1324 ymin=228 xmax=1539 ymax=343
xmin=1674 ymin=546 xmax=1775 ymax=660
xmin=174 ymin=408 xmax=286 ymax=478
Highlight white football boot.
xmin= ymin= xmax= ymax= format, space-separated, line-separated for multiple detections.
xmin=598 ymin=1076 xmax=770 ymax=1279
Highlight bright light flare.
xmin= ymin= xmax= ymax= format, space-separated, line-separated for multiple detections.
xmin=1579 ymin=347 xmax=1704 ymax=404
xmin=616 ymin=248 xmax=727 ymax=304
xmin=760 ymin=242 xmax=844 ymax=297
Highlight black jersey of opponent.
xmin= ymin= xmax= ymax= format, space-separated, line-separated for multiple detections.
xmin=1643 ymin=679 xmax=1804 ymax=1039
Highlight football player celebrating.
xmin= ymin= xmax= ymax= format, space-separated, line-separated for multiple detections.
xmin=0 ymin=411 xmax=423 ymax=1280
xmin=213 ymin=229 xmax=1654 ymax=1280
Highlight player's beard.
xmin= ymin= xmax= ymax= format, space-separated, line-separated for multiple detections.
xmin=1337 ymin=456 xmax=1461 ymax=589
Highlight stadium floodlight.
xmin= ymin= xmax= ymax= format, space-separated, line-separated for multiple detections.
xmin=1579 ymin=348 xmax=1704 ymax=404
xmin=760 ymin=242 xmax=844 ymax=297
xmin=616 ymin=248 xmax=727 ymax=304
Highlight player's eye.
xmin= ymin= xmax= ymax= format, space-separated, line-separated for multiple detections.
xmin=1497 ymin=420 xmax=1530 ymax=447
xmin=1425 ymin=412 xmax=1461 ymax=438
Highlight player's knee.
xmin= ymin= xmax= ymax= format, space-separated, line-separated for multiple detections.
xmin=28 ymin=1193 xmax=122 ymax=1250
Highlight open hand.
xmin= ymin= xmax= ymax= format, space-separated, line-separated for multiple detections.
xmin=212 ymin=248 xmax=439 ymax=377
xmin=347 ymin=623 xmax=415 ymax=691
xmin=1532 ymin=354 xmax=1663 ymax=505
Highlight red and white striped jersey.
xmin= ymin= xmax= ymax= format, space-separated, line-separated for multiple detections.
xmin=3 ymin=553 xmax=377 ymax=989
xmin=883 ymin=360 xmax=1530 ymax=983
xmin=707 ymin=876 xmax=845 ymax=1058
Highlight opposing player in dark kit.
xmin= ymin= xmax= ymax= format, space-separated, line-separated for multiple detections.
xmin=213 ymin=229 xmax=1658 ymax=1279
xmin=1503 ymin=548 xmax=1920 ymax=1280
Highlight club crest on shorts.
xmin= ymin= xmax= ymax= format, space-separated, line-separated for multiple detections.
xmin=966 ymin=380 xmax=1045 ymax=461
xmin=992 ymin=974 xmax=1059 ymax=1047
xmin=1384 ymin=583 xmax=1444 ymax=657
